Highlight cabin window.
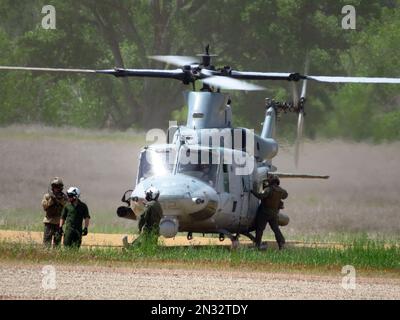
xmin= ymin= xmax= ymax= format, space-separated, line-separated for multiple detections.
xmin=242 ymin=176 xmax=250 ymax=192
xmin=193 ymin=113 xmax=204 ymax=119
xmin=223 ymin=164 xmax=229 ymax=192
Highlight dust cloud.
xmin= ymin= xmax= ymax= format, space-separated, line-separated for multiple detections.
xmin=0 ymin=126 xmax=399 ymax=235
xmin=275 ymin=139 xmax=400 ymax=235
xmin=0 ymin=126 xmax=140 ymax=214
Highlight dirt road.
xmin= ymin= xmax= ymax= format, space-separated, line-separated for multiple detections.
xmin=0 ymin=263 xmax=399 ymax=300
xmin=0 ymin=230 xmax=343 ymax=249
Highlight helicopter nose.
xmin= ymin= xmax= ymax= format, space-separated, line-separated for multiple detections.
xmin=133 ymin=174 xmax=218 ymax=219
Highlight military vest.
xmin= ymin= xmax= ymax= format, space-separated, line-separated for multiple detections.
xmin=260 ymin=185 xmax=288 ymax=212
xmin=46 ymin=197 xmax=66 ymax=218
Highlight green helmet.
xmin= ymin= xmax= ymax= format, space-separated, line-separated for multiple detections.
xmin=50 ymin=177 xmax=64 ymax=188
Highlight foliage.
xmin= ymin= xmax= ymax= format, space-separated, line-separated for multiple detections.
xmin=0 ymin=1 xmax=399 ymax=141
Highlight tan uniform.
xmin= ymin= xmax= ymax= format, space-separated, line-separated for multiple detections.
xmin=42 ymin=192 xmax=67 ymax=247
xmin=42 ymin=193 xmax=67 ymax=224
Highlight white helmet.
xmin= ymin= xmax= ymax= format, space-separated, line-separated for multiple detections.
xmin=67 ymin=186 xmax=80 ymax=199
xmin=145 ymin=187 xmax=160 ymax=201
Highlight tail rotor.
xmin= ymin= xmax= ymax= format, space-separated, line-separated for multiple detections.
xmin=294 ymin=58 xmax=309 ymax=168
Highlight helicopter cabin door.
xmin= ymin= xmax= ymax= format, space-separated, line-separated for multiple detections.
xmin=227 ymin=163 xmax=252 ymax=231
xmin=236 ymin=174 xmax=251 ymax=231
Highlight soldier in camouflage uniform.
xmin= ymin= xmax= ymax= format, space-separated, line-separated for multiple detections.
xmin=251 ymin=175 xmax=288 ymax=250
xmin=59 ymin=187 xmax=90 ymax=248
xmin=129 ymin=187 xmax=163 ymax=248
xmin=41 ymin=177 xmax=67 ymax=248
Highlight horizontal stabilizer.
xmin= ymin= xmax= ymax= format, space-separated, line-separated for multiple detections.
xmin=274 ymin=172 xmax=329 ymax=179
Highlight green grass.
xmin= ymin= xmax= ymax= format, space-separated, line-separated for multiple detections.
xmin=0 ymin=237 xmax=399 ymax=273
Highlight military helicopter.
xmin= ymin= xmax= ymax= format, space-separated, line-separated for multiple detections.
xmin=1 ymin=46 xmax=399 ymax=247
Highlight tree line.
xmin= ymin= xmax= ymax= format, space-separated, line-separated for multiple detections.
xmin=0 ymin=0 xmax=399 ymax=142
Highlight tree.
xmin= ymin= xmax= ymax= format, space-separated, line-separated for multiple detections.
xmin=0 ymin=0 xmax=398 ymax=141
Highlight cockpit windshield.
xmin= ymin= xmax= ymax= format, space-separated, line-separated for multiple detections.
xmin=137 ymin=149 xmax=175 ymax=182
xmin=177 ymin=148 xmax=219 ymax=186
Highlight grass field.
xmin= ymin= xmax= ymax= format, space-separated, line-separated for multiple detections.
xmin=0 ymin=237 xmax=398 ymax=274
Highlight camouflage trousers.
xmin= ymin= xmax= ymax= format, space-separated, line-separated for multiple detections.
xmin=255 ymin=207 xmax=285 ymax=249
xmin=43 ymin=223 xmax=62 ymax=248
xmin=63 ymin=228 xmax=82 ymax=248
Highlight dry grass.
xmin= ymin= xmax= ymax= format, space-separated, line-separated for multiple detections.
xmin=0 ymin=125 xmax=399 ymax=237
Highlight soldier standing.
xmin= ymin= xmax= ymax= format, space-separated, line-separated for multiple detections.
xmin=59 ymin=187 xmax=90 ymax=248
xmin=41 ymin=177 xmax=67 ymax=248
xmin=251 ymin=175 xmax=288 ymax=250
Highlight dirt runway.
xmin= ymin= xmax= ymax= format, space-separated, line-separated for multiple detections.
xmin=0 ymin=263 xmax=399 ymax=300
xmin=0 ymin=230 xmax=343 ymax=249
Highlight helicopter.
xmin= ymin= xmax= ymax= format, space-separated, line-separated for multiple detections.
xmin=1 ymin=45 xmax=399 ymax=247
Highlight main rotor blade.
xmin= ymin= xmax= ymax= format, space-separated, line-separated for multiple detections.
xmin=230 ymin=71 xmax=298 ymax=81
xmin=96 ymin=68 xmax=186 ymax=80
xmin=149 ymin=55 xmax=199 ymax=66
xmin=202 ymin=76 xmax=265 ymax=91
xmin=0 ymin=65 xmax=188 ymax=81
xmin=307 ymin=75 xmax=400 ymax=84
xmin=0 ymin=66 xmax=96 ymax=73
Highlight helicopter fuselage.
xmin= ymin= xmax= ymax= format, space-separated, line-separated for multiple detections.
xmin=117 ymin=91 xmax=286 ymax=241
xmin=129 ymin=144 xmax=260 ymax=237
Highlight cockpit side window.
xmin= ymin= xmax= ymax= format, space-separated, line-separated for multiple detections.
xmin=177 ymin=163 xmax=218 ymax=186
xmin=176 ymin=148 xmax=219 ymax=186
